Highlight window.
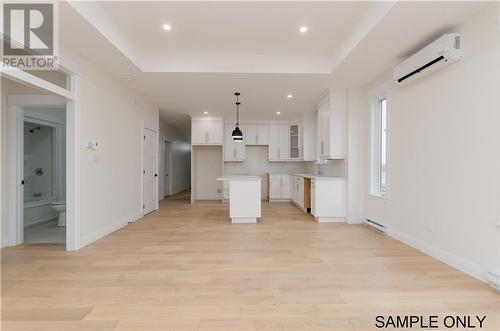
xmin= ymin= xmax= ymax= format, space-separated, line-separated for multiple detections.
xmin=370 ymin=91 xmax=389 ymax=197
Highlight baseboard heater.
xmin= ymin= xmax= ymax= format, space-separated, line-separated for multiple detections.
xmin=364 ymin=219 xmax=388 ymax=235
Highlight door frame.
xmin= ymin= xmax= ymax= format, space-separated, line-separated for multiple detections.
xmin=141 ymin=124 xmax=159 ymax=217
xmin=3 ymin=60 xmax=82 ymax=251
xmin=6 ymin=94 xmax=79 ymax=250
xmin=163 ymin=138 xmax=172 ymax=198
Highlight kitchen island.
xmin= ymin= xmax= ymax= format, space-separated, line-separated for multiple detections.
xmin=216 ymin=176 xmax=261 ymax=223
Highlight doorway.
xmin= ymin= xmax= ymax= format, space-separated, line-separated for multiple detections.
xmin=23 ymin=108 xmax=66 ymax=244
xmin=164 ymin=140 xmax=171 ymax=198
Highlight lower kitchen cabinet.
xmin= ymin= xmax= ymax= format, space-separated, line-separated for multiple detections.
xmin=311 ymin=178 xmax=346 ymax=222
xmin=269 ymin=174 xmax=290 ymax=201
xmin=291 ymin=175 xmax=305 ymax=210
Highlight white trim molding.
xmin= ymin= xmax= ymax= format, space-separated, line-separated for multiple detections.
xmin=5 ymin=92 xmax=80 ymax=251
xmin=346 ymin=217 xmax=365 ymax=224
xmin=80 ymin=212 xmax=141 ymax=249
xmin=388 ymin=227 xmax=485 ymax=282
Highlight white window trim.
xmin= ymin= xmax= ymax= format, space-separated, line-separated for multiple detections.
xmin=369 ymin=82 xmax=391 ymax=200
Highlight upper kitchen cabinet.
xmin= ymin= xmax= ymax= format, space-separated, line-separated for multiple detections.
xmin=317 ymin=88 xmax=347 ymax=159
xmin=289 ymin=123 xmax=301 ymax=160
xmin=302 ymin=114 xmax=316 ymax=161
xmin=224 ymin=124 xmax=245 ymax=161
xmin=244 ymin=124 xmax=269 ymax=145
xmin=268 ymin=124 xmax=289 ymax=161
xmin=192 ymin=117 xmax=224 ymax=145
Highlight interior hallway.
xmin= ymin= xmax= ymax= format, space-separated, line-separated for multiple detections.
xmin=2 ymin=192 xmax=499 ymax=331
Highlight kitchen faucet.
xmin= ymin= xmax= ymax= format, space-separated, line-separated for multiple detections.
xmin=313 ymin=159 xmax=327 ymax=175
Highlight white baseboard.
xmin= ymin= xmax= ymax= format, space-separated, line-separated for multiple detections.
xmin=79 ymin=211 xmax=142 ymax=249
xmin=315 ymin=217 xmax=346 ymax=223
xmin=347 ymin=217 xmax=364 ymax=224
xmin=388 ymin=227 xmax=485 ymax=282
xmin=486 ymin=270 xmax=500 ymax=291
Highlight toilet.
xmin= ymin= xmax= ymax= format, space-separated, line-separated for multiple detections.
xmin=51 ymin=202 xmax=66 ymax=226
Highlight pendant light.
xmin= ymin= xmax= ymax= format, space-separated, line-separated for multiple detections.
xmin=232 ymin=92 xmax=243 ymax=142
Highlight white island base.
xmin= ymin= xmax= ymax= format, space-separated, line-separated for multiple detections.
xmin=217 ymin=176 xmax=261 ymax=224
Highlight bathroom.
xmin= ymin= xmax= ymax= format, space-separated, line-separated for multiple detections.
xmin=23 ymin=107 xmax=66 ymax=244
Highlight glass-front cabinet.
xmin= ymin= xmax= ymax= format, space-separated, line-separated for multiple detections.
xmin=289 ymin=123 xmax=301 ymax=159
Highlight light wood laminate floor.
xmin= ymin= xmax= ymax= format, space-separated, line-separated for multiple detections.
xmin=2 ymin=192 xmax=499 ymax=330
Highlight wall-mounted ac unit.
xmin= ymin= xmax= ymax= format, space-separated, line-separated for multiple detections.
xmin=393 ymin=33 xmax=463 ymax=85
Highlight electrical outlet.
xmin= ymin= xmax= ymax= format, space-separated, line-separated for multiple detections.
xmin=426 ymin=223 xmax=434 ymax=233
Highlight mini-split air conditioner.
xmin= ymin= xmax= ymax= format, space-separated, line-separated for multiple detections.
xmin=393 ymin=33 xmax=463 ymax=85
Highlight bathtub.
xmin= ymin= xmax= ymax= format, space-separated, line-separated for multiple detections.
xmin=24 ymin=198 xmax=57 ymax=227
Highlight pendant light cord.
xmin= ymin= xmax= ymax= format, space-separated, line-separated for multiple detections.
xmin=235 ymin=92 xmax=240 ymax=126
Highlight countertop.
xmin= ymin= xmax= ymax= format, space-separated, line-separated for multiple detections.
xmin=292 ymin=173 xmax=346 ymax=180
xmin=217 ymin=175 xmax=262 ymax=181
xmin=268 ymin=173 xmax=345 ymax=180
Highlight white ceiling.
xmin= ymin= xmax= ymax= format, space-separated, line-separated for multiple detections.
xmin=98 ymin=1 xmax=370 ymax=56
xmin=59 ymin=1 xmax=489 ymax=132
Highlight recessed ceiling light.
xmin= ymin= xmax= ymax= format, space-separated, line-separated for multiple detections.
xmin=163 ymin=24 xmax=172 ymax=31
xmin=276 ymin=111 xmax=281 ymax=115
xmin=203 ymin=111 xmax=208 ymax=115
xmin=299 ymin=26 xmax=308 ymax=33
xmin=287 ymin=94 xmax=293 ymax=99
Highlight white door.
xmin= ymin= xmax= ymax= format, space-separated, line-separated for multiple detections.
xmin=164 ymin=141 xmax=171 ymax=197
xmin=143 ymin=127 xmax=157 ymax=215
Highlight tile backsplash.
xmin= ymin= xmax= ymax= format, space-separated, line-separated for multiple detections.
xmin=304 ymin=159 xmax=346 ymax=177
xmin=224 ymin=146 xmax=346 ymax=177
xmin=224 ymin=146 xmax=307 ymax=175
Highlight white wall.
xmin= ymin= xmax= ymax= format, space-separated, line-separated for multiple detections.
xmin=159 ymin=120 xmax=191 ymax=197
xmin=346 ymin=88 xmax=368 ymax=224
xmin=361 ymin=5 xmax=499 ymax=280
xmin=0 ymin=50 xmax=160 ymax=248
xmin=62 ymin=48 xmax=160 ymax=246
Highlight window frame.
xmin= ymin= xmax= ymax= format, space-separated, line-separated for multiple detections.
xmin=369 ymin=83 xmax=390 ymax=199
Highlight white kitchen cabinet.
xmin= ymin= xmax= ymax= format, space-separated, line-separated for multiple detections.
xmin=244 ymin=124 xmax=257 ymax=145
xmin=289 ymin=123 xmax=301 ymax=160
xmin=302 ymin=115 xmax=316 ymax=161
xmin=242 ymin=124 xmax=269 ymax=145
xmin=269 ymin=174 xmax=290 ymax=201
xmin=192 ymin=117 xmax=223 ymax=145
xmin=311 ymin=178 xmax=346 ymax=222
xmin=317 ymin=89 xmax=347 ymax=159
xmin=224 ymin=124 xmax=245 ymax=161
xmin=291 ymin=176 xmax=305 ymax=209
xmin=256 ymin=124 xmax=269 ymax=145
xmin=269 ymin=124 xmax=289 ymax=161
